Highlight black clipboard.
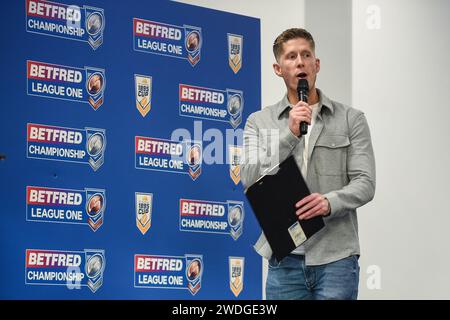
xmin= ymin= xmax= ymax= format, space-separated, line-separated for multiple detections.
xmin=245 ymin=155 xmax=325 ymax=262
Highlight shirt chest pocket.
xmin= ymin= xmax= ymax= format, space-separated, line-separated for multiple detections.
xmin=312 ymin=135 xmax=350 ymax=176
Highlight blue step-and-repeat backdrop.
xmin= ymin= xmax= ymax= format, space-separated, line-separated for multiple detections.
xmin=0 ymin=0 xmax=262 ymax=299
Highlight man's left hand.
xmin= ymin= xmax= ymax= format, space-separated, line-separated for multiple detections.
xmin=295 ymin=193 xmax=330 ymax=220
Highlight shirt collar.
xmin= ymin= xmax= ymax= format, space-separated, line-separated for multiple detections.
xmin=277 ymin=88 xmax=334 ymax=119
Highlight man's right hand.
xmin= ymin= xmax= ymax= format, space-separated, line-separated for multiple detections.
xmin=288 ymin=101 xmax=312 ymax=137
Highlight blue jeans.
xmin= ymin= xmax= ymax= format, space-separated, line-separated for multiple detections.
xmin=266 ymin=254 xmax=360 ymax=300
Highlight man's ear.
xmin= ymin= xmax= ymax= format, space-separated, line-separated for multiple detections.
xmin=273 ymin=62 xmax=282 ymax=77
xmin=315 ymin=58 xmax=321 ymax=73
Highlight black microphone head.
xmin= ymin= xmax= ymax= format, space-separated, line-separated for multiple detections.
xmin=297 ymin=78 xmax=309 ymax=94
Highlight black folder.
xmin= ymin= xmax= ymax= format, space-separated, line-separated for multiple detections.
xmin=245 ymin=155 xmax=325 ymax=262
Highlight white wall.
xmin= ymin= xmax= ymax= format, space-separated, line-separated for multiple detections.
xmin=305 ymin=0 xmax=352 ymax=105
xmin=353 ymin=0 xmax=450 ymax=299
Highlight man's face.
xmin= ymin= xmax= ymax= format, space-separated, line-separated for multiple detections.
xmin=273 ymin=38 xmax=320 ymax=93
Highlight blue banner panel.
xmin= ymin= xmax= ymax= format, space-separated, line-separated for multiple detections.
xmin=0 ymin=0 xmax=261 ymax=299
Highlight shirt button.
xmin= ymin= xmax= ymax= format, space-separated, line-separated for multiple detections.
xmin=332 ymin=143 xmax=336 ymax=147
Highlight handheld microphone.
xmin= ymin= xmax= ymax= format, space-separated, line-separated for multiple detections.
xmin=297 ymin=78 xmax=309 ymax=135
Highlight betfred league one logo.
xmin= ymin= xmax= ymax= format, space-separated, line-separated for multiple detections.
xmin=185 ymin=256 xmax=203 ymax=295
xmin=135 ymin=192 xmax=153 ymax=235
xmin=27 ymin=60 xmax=106 ymax=110
xmin=25 ymin=249 xmax=105 ymax=292
xmin=179 ymin=84 xmax=244 ymax=128
xmin=135 ymin=74 xmax=152 ymax=117
xmin=185 ymin=28 xmax=202 ymax=66
xmin=228 ymin=34 xmax=243 ymax=74
xmin=133 ymin=18 xmax=202 ymax=66
xmin=27 ymin=123 xmax=106 ymax=171
xmin=135 ymin=136 xmax=202 ymax=180
xmin=26 ymin=186 xmax=106 ymax=231
xmin=134 ymin=254 xmax=203 ymax=295
xmin=186 ymin=143 xmax=202 ymax=180
xmin=26 ymin=0 xmax=105 ymax=50
xmin=228 ymin=145 xmax=242 ymax=185
xmin=229 ymin=257 xmax=244 ymax=297
xmin=228 ymin=201 xmax=245 ymax=240
xmin=179 ymin=199 xmax=244 ymax=240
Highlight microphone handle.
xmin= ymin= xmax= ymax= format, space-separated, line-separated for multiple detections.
xmin=300 ymin=122 xmax=308 ymax=135
xmin=299 ymin=91 xmax=308 ymax=135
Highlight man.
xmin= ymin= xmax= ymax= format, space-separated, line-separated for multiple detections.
xmin=241 ymin=28 xmax=375 ymax=300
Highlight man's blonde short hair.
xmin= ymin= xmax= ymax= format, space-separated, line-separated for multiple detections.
xmin=273 ymin=28 xmax=315 ymax=61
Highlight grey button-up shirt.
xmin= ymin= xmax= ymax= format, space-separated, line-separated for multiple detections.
xmin=241 ymin=89 xmax=376 ymax=266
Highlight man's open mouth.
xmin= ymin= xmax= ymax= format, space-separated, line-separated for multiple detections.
xmin=297 ymin=72 xmax=307 ymax=78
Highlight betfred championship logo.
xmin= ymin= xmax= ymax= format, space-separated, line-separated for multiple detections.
xmin=135 ymin=136 xmax=202 ymax=180
xmin=179 ymin=84 xmax=244 ymax=128
xmin=27 ymin=60 xmax=106 ymax=110
xmin=179 ymin=198 xmax=244 ymax=240
xmin=26 ymin=186 xmax=106 ymax=231
xmin=26 ymin=0 xmax=105 ymax=50
xmin=25 ymin=249 xmax=105 ymax=292
xmin=27 ymin=123 xmax=106 ymax=171
xmin=133 ymin=18 xmax=202 ymax=66
xmin=134 ymin=254 xmax=203 ymax=295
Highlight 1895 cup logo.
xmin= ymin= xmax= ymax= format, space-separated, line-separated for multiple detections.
xmin=229 ymin=145 xmax=242 ymax=185
xmin=135 ymin=192 xmax=153 ymax=235
xmin=228 ymin=33 xmax=243 ymax=74
xmin=134 ymin=254 xmax=203 ymax=295
xmin=26 ymin=249 xmax=105 ymax=292
xmin=135 ymin=136 xmax=202 ymax=180
xmin=179 ymin=198 xmax=244 ymax=240
xmin=27 ymin=60 xmax=106 ymax=110
xmin=135 ymin=74 xmax=152 ymax=117
xmin=229 ymin=256 xmax=244 ymax=297
xmin=26 ymin=0 xmax=105 ymax=50
xmin=27 ymin=123 xmax=106 ymax=171
xmin=134 ymin=18 xmax=202 ymax=66
xmin=179 ymin=84 xmax=244 ymax=128
xmin=26 ymin=186 xmax=106 ymax=231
